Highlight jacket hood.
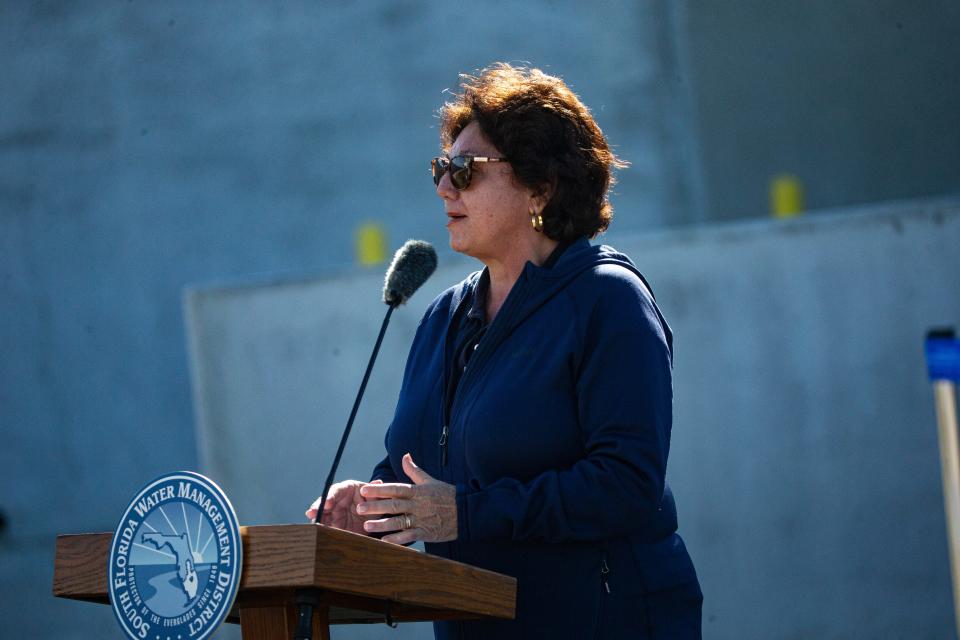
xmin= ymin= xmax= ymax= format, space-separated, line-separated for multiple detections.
xmin=526 ymin=236 xmax=656 ymax=294
xmin=445 ymin=237 xmax=667 ymax=357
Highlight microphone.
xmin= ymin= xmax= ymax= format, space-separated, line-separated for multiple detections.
xmin=298 ymin=241 xmax=437 ymax=638
xmin=383 ymin=240 xmax=438 ymax=307
xmin=315 ymin=240 xmax=437 ymax=522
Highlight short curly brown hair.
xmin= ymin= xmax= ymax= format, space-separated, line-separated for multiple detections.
xmin=439 ymin=63 xmax=627 ymax=241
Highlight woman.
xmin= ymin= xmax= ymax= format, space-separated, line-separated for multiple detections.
xmin=307 ymin=63 xmax=701 ymax=639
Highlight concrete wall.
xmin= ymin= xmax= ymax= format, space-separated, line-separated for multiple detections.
xmin=4 ymin=1 xmax=960 ymax=637
xmin=680 ymin=0 xmax=960 ymax=219
xmin=187 ymin=198 xmax=960 ymax=639
xmin=0 ymin=2 xmax=693 ymax=637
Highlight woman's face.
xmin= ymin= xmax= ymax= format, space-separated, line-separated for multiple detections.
xmin=437 ymin=122 xmax=538 ymax=263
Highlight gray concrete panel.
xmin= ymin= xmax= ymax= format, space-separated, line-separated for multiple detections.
xmin=681 ymin=0 xmax=960 ymax=219
xmin=187 ymin=198 xmax=960 ymax=638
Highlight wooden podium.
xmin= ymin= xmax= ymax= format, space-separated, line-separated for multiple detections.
xmin=53 ymin=524 xmax=516 ymax=639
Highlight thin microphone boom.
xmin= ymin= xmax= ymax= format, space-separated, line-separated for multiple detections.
xmin=314 ymin=240 xmax=437 ymax=524
xmin=300 ymin=240 xmax=436 ymax=639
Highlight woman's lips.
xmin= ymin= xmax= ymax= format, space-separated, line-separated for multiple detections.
xmin=446 ymin=212 xmax=466 ymax=226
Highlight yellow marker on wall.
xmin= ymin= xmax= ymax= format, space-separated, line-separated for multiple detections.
xmin=355 ymin=222 xmax=388 ymax=267
xmin=770 ymin=174 xmax=805 ymax=219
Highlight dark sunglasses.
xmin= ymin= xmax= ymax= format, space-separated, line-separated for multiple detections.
xmin=431 ymin=155 xmax=508 ymax=190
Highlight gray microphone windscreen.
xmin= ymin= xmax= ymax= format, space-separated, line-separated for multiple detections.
xmin=383 ymin=240 xmax=438 ymax=307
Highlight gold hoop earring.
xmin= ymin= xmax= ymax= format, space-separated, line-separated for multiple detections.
xmin=530 ymin=209 xmax=544 ymax=233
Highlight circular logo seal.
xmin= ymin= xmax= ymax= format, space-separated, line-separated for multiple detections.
xmin=108 ymin=471 xmax=242 ymax=640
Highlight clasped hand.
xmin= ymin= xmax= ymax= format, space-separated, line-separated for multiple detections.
xmin=305 ymin=453 xmax=457 ymax=545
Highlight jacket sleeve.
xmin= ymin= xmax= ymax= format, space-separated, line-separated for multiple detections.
xmin=456 ymin=266 xmax=676 ymax=543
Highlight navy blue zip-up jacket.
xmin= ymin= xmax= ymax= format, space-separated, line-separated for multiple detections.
xmin=372 ymin=238 xmax=700 ymax=639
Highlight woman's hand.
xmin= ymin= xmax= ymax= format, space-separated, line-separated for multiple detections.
xmin=305 ymin=478 xmax=382 ymax=536
xmin=357 ymin=453 xmax=457 ymax=545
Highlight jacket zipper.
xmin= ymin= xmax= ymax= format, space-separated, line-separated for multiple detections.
xmin=601 ymin=554 xmax=611 ymax=594
xmin=439 ymin=425 xmax=449 ymax=466
xmin=438 ymin=277 xmax=528 ymax=468
xmin=593 ymin=553 xmax=611 ymax=640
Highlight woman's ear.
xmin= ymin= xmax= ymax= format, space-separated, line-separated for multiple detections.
xmin=531 ymin=180 xmax=555 ymax=212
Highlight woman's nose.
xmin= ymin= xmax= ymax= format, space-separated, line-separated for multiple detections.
xmin=435 ymin=170 xmax=458 ymax=200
